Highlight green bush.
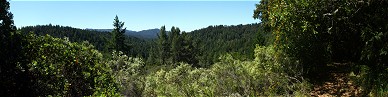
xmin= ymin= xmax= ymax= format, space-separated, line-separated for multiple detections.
xmin=25 ymin=34 xmax=119 ymax=96
xmin=251 ymin=45 xmax=309 ymax=96
xmin=142 ymin=45 xmax=310 ymax=96
xmin=144 ymin=63 xmax=208 ymax=96
xmin=106 ymin=51 xmax=145 ymax=96
xmin=352 ymin=65 xmax=388 ymax=97
xmin=255 ymin=0 xmax=388 ymax=95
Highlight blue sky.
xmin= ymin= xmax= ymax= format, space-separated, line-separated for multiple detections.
xmin=10 ymin=0 xmax=260 ymax=32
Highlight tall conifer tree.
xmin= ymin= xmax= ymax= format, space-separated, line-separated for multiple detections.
xmin=111 ymin=15 xmax=127 ymax=53
xmin=1 ymin=0 xmax=31 ymax=96
xmin=158 ymin=26 xmax=169 ymax=65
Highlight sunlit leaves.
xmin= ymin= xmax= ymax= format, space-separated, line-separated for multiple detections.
xmin=256 ymin=0 xmax=388 ymax=95
xmin=143 ymin=46 xmax=309 ymax=96
xmin=25 ymin=34 xmax=118 ymax=96
xmin=106 ymin=51 xmax=144 ymax=96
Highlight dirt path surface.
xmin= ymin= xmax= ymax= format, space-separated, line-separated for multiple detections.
xmin=310 ymin=63 xmax=363 ymax=97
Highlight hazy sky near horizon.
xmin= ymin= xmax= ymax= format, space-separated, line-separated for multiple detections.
xmin=10 ymin=1 xmax=260 ymax=32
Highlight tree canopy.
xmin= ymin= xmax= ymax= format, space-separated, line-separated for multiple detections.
xmin=111 ymin=15 xmax=129 ymax=54
xmin=255 ymin=0 xmax=388 ymax=96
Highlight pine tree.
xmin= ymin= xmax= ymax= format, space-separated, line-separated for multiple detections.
xmin=1 ymin=0 xmax=31 ymax=96
xmin=170 ymin=26 xmax=181 ymax=64
xmin=111 ymin=15 xmax=127 ymax=53
xmin=180 ymin=32 xmax=199 ymax=66
xmin=158 ymin=26 xmax=169 ymax=65
xmin=0 ymin=0 xmax=16 ymax=37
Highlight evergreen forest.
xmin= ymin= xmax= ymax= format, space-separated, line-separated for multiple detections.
xmin=1 ymin=0 xmax=387 ymax=96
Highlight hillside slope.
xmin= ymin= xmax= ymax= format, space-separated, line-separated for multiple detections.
xmin=18 ymin=25 xmax=151 ymax=57
xmin=186 ymin=23 xmax=268 ymax=66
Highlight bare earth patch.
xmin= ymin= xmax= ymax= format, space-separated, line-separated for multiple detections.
xmin=310 ymin=63 xmax=363 ymax=97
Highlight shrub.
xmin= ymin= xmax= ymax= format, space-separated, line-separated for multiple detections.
xmin=25 ymin=34 xmax=118 ymax=96
xmin=142 ymin=45 xmax=310 ymax=96
xmin=106 ymin=51 xmax=145 ymax=96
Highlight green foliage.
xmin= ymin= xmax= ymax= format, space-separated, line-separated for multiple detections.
xmin=156 ymin=26 xmax=169 ymax=65
xmin=20 ymin=23 xmax=264 ymax=69
xmin=144 ymin=63 xmax=199 ymax=96
xmin=106 ymin=51 xmax=145 ymax=96
xmin=189 ymin=24 xmax=266 ymax=67
xmin=169 ymin=26 xmax=181 ymax=64
xmin=0 ymin=0 xmax=16 ymax=34
xmin=143 ymin=46 xmax=310 ymax=96
xmin=255 ymin=0 xmax=332 ymax=76
xmin=1 ymin=0 xmax=30 ymax=96
xmin=180 ymin=32 xmax=199 ymax=66
xmin=356 ymin=1 xmax=388 ymax=96
xmin=19 ymin=25 xmax=111 ymax=51
xmin=2 ymin=0 xmax=305 ymax=96
xmin=254 ymin=45 xmax=302 ymax=77
xmin=252 ymin=45 xmax=308 ymax=95
xmin=18 ymin=25 xmax=151 ymax=58
xmin=149 ymin=26 xmax=199 ymax=66
xmin=255 ymin=0 xmax=388 ymax=95
xmin=351 ymin=65 xmax=388 ymax=97
xmin=24 ymin=34 xmax=118 ymax=96
xmin=111 ymin=15 xmax=130 ymax=55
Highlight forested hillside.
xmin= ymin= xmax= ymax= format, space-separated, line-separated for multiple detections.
xmin=19 ymin=25 xmax=111 ymax=51
xmin=2 ymin=0 xmax=388 ymax=96
xmin=188 ymin=23 xmax=267 ymax=67
xmin=144 ymin=23 xmax=266 ymax=67
xmin=18 ymin=25 xmax=152 ymax=57
xmin=18 ymin=23 xmax=264 ymax=68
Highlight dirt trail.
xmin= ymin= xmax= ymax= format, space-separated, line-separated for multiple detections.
xmin=310 ymin=63 xmax=363 ymax=97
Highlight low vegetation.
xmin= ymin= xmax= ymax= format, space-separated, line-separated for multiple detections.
xmin=1 ymin=0 xmax=387 ymax=96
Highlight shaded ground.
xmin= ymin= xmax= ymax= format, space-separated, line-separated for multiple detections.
xmin=310 ymin=63 xmax=362 ymax=97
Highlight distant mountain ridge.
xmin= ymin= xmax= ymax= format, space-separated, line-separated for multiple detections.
xmin=88 ymin=28 xmax=160 ymax=39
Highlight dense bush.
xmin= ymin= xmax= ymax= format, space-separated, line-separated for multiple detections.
xmin=1 ymin=0 xmax=315 ymax=96
xmin=106 ymin=51 xmax=145 ymax=96
xmin=142 ymin=46 xmax=310 ymax=96
xmin=255 ymin=0 xmax=388 ymax=95
xmin=352 ymin=65 xmax=388 ymax=96
xmin=24 ymin=34 xmax=119 ymax=96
